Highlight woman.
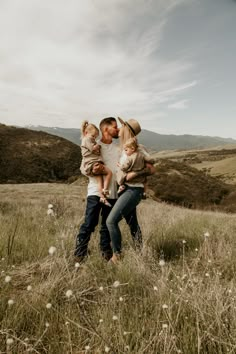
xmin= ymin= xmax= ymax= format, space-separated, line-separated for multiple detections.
xmin=106 ymin=117 xmax=154 ymax=264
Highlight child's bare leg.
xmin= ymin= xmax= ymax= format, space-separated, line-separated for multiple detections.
xmin=101 ymin=166 xmax=112 ymax=194
xmin=94 ymin=175 xmax=103 ymax=196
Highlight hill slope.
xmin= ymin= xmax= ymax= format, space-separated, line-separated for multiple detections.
xmin=0 ymin=123 xmax=82 ymax=183
xmin=26 ymin=125 xmax=236 ymax=151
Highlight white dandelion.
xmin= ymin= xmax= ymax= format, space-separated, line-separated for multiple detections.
xmin=46 ymin=303 xmax=52 ymax=309
xmin=85 ymin=345 xmax=90 ymax=351
xmin=75 ymin=262 xmax=80 ymax=269
xmin=99 ymin=286 xmax=104 ymax=291
xmin=113 ymin=280 xmax=120 ymax=288
xmin=99 ymin=319 xmax=103 ymax=323
xmin=27 ymin=285 xmax=32 ymax=291
xmin=112 ymin=315 xmax=118 ymax=321
xmin=45 ymin=322 xmax=50 ymax=328
xmin=204 ymin=231 xmax=210 ymax=238
xmin=8 ymin=299 xmax=14 ymax=306
xmin=48 ymin=246 xmax=56 ymax=255
xmin=105 ymin=346 xmax=110 ymax=352
xmin=159 ymin=259 xmax=165 ymax=267
xmin=162 ymin=304 xmax=168 ymax=309
xmin=119 ymin=297 xmax=124 ymax=302
xmin=153 ymin=286 xmax=158 ymax=291
xmin=6 ymin=338 xmax=14 ymax=345
xmin=5 ymin=275 xmax=11 ymax=283
xmin=182 ymin=240 xmax=186 ymax=244
xmin=162 ymin=323 xmax=168 ymax=329
xmin=66 ymin=289 xmax=73 ymax=298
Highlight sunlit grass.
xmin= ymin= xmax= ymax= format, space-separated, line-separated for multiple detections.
xmin=1 ymin=183 xmax=236 ymax=353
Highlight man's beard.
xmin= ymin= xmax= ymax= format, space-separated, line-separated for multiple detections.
xmin=112 ymin=133 xmax=119 ymax=139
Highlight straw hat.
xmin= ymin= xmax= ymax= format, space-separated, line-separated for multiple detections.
xmin=118 ymin=117 xmax=141 ymax=136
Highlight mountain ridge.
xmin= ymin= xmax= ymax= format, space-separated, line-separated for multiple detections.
xmin=24 ymin=125 xmax=236 ymax=151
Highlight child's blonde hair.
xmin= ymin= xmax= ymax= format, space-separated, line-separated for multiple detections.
xmin=124 ymin=137 xmax=138 ymax=151
xmin=81 ymin=121 xmax=99 ymax=138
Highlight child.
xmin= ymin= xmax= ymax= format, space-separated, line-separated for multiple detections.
xmin=80 ymin=121 xmax=112 ymax=207
xmin=117 ymin=137 xmax=155 ymax=199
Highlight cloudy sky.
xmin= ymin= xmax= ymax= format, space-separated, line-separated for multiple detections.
xmin=0 ymin=0 xmax=236 ymax=138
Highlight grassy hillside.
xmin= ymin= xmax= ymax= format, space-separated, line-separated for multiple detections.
xmin=1 ymin=183 xmax=236 ymax=353
xmin=0 ymin=124 xmax=82 ymax=183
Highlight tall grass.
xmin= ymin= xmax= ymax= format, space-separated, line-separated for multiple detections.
xmin=1 ymin=183 xmax=236 ymax=353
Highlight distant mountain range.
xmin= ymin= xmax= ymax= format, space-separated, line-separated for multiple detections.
xmin=25 ymin=125 xmax=236 ymax=151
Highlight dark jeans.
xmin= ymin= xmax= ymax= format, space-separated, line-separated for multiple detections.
xmin=74 ymin=195 xmax=142 ymax=258
xmin=106 ymin=186 xmax=144 ymax=254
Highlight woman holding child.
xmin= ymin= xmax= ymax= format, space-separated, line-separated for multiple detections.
xmin=107 ymin=117 xmax=154 ymax=264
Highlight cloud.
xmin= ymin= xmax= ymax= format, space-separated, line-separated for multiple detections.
xmin=168 ymin=99 xmax=189 ymax=109
xmin=0 ymin=0 xmax=196 ymax=128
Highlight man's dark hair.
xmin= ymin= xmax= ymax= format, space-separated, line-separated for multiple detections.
xmin=99 ymin=117 xmax=116 ymax=131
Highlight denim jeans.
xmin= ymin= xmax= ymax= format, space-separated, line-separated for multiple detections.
xmin=74 ymin=194 xmax=142 ymax=258
xmin=106 ymin=186 xmax=144 ymax=254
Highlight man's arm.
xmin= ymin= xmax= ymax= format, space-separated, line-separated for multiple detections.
xmin=126 ymin=163 xmax=155 ymax=182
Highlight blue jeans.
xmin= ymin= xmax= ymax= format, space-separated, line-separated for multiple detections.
xmin=74 ymin=195 xmax=142 ymax=258
xmin=106 ymin=186 xmax=144 ymax=254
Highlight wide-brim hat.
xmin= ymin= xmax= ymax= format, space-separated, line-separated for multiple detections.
xmin=118 ymin=117 xmax=141 ymax=136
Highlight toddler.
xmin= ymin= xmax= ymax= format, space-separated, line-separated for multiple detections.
xmin=80 ymin=120 xmax=112 ymax=206
xmin=117 ymin=137 xmax=155 ymax=198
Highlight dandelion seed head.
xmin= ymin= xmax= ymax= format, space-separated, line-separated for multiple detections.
xmin=99 ymin=286 xmax=104 ymax=291
xmin=5 ymin=275 xmax=11 ymax=283
xmin=65 ymin=321 xmax=69 ymax=326
xmin=153 ymin=286 xmax=158 ymax=291
xmin=195 ymin=248 xmax=198 ymax=252
xmin=119 ymin=297 xmax=123 ymax=302
xmin=27 ymin=285 xmax=32 ymax=291
xmin=182 ymin=240 xmax=186 ymax=244
xmin=85 ymin=345 xmax=90 ymax=351
xmin=162 ymin=304 xmax=168 ymax=309
xmin=45 ymin=322 xmax=50 ymax=327
xmin=46 ymin=303 xmax=52 ymax=309
xmin=8 ymin=299 xmax=14 ymax=306
xmin=105 ymin=346 xmax=110 ymax=353
xmin=6 ymin=338 xmax=14 ymax=345
xmin=113 ymin=280 xmax=120 ymax=288
xmin=48 ymin=204 xmax=53 ymax=209
xmin=125 ymin=345 xmax=130 ymax=350
xmin=204 ymin=231 xmax=210 ymax=238
xmin=159 ymin=259 xmax=165 ymax=267
xmin=205 ymin=273 xmax=210 ymax=277
xmin=66 ymin=289 xmax=73 ymax=298
xmin=48 ymin=246 xmax=56 ymax=255
xmin=162 ymin=323 xmax=168 ymax=329
xmin=75 ymin=262 xmax=80 ymax=268
xmin=1 ymin=257 xmax=5 ymax=261
xmin=99 ymin=319 xmax=103 ymax=323
xmin=112 ymin=315 xmax=118 ymax=321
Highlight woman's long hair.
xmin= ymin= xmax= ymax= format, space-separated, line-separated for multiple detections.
xmin=119 ymin=124 xmax=135 ymax=149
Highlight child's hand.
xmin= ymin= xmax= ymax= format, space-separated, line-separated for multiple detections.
xmin=93 ymin=144 xmax=101 ymax=154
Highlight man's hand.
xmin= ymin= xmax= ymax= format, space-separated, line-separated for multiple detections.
xmin=126 ymin=163 xmax=155 ymax=181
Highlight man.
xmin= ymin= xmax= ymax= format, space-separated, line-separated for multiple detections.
xmin=74 ymin=117 xmax=154 ymax=262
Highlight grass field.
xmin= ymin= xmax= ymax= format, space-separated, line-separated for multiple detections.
xmin=1 ymin=183 xmax=236 ymax=353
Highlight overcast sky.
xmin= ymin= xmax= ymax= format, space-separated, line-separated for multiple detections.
xmin=0 ymin=0 xmax=236 ymax=138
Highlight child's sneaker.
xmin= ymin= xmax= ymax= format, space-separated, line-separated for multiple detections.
xmin=100 ymin=197 xmax=112 ymax=207
xmin=117 ymin=185 xmax=126 ymax=195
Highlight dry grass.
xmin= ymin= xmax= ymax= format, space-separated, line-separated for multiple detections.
xmin=1 ymin=183 xmax=236 ymax=353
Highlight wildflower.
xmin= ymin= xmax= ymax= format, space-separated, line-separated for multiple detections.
xmin=112 ymin=315 xmax=118 ymax=321
xmin=46 ymin=303 xmax=52 ymax=309
xmin=195 ymin=248 xmax=198 ymax=252
xmin=5 ymin=275 xmax=11 ymax=283
xmin=105 ymin=346 xmax=110 ymax=352
xmin=27 ymin=285 xmax=32 ymax=291
xmin=6 ymin=338 xmax=14 ymax=345
xmin=125 ymin=345 xmax=130 ymax=350
xmin=8 ymin=299 xmax=14 ymax=306
xmin=11 ymin=265 xmax=15 ymax=268
xmin=1 ymin=257 xmax=5 ymax=261
xmin=159 ymin=259 xmax=165 ymax=267
xmin=153 ymin=286 xmax=158 ymax=291
xmin=85 ymin=345 xmax=90 ymax=351
xmin=162 ymin=323 xmax=168 ymax=329
xmin=99 ymin=286 xmax=104 ymax=291
xmin=99 ymin=319 xmax=103 ymax=323
xmin=205 ymin=273 xmax=210 ymax=277
xmin=65 ymin=321 xmax=69 ymax=326
xmin=182 ymin=240 xmax=186 ymax=244
xmin=45 ymin=322 xmax=50 ymax=327
xmin=119 ymin=296 xmax=124 ymax=302
xmin=75 ymin=262 xmax=80 ymax=269
xmin=204 ymin=231 xmax=210 ymax=238
xmin=66 ymin=289 xmax=73 ymax=298
xmin=162 ymin=304 xmax=168 ymax=309
xmin=113 ymin=280 xmax=120 ymax=288
xmin=48 ymin=204 xmax=53 ymax=209
xmin=48 ymin=246 xmax=56 ymax=255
